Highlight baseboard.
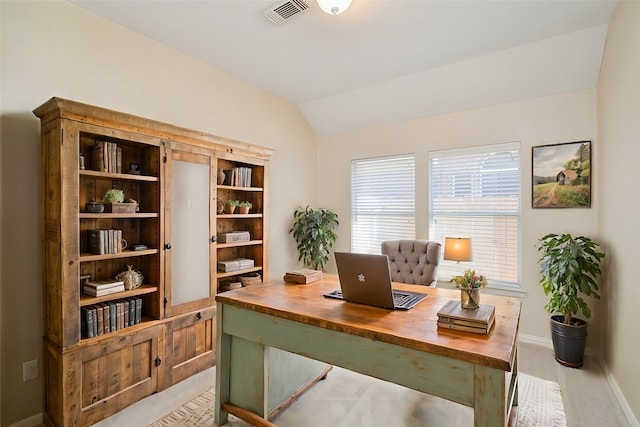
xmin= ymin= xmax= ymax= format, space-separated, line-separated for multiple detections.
xmin=519 ymin=333 xmax=552 ymax=349
xmin=7 ymin=413 xmax=42 ymax=427
xmin=602 ymin=360 xmax=640 ymax=427
xmin=519 ymin=332 xmax=600 ymax=360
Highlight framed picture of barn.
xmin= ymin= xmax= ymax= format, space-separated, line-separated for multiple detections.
xmin=532 ymin=140 xmax=591 ymax=208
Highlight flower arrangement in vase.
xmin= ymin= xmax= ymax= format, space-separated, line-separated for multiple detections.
xmin=450 ymin=269 xmax=487 ymax=309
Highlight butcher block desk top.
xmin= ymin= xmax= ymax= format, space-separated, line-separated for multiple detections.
xmin=215 ymin=274 xmax=521 ymax=371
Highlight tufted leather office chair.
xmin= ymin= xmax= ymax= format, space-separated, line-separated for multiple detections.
xmin=381 ymin=240 xmax=442 ymax=287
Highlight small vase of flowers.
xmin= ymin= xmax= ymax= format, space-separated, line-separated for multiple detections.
xmin=451 ymin=269 xmax=488 ymax=309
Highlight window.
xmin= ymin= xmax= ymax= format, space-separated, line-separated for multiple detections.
xmin=429 ymin=142 xmax=520 ymax=286
xmin=352 ymin=154 xmax=415 ymax=254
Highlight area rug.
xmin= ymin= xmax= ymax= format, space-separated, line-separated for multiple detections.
xmin=148 ymin=372 xmax=566 ymax=427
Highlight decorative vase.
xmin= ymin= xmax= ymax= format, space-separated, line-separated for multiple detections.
xmin=116 ymin=265 xmax=144 ymax=290
xmin=85 ymin=201 xmax=105 ymax=213
xmin=460 ymin=288 xmax=481 ymax=309
xmin=217 ymin=168 xmax=226 ymax=185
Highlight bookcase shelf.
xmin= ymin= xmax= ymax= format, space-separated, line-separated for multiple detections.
xmin=79 ymin=248 xmax=158 ymax=262
xmin=80 ymin=169 xmax=159 ymax=182
xmin=217 ymin=184 xmax=263 ymax=192
xmin=79 ymin=284 xmax=159 ymax=306
xmin=79 ymin=212 xmax=159 ymax=219
xmin=216 ymin=266 xmax=263 ymax=279
xmin=216 ymin=213 xmax=263 ymax=219
xmin=216 ymin=239 xmax=263 ymax=249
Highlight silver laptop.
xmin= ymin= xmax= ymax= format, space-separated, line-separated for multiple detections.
xmin=325 ymin=252 xmax=427 ymax=310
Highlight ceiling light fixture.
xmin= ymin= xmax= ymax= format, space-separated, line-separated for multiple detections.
xmin=316 ymin=0 xmax=352 ymax=15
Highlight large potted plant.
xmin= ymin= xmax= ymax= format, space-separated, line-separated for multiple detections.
xmin=289 ymin=206 xmax=339 ymax=271
xmin=536 ymin=233 xmax=605 ymax=368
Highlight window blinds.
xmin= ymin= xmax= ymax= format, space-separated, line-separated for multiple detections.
xmin=429 ymin=142 xmax=521 ymax=285
xmin=352 ymin=154 xmax=415 ymax=254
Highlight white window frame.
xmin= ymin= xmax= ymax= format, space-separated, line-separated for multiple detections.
xmin=429 ymin=142 xmax=521 ymax=287
xmin=351 ymin=154 xmax=415 ymax=254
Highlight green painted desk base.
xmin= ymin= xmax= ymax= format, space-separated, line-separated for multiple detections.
xmin=215 ymin=303 xmax=518 ymax=427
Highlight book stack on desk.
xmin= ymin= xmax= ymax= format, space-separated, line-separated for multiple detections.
xmin=283 ymin=269 xmax=323 ymax=284
xmin=437 ymin=299 xmax=495 ymax=335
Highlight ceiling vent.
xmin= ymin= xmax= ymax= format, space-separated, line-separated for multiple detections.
xmin=264 ymin=0 xmax=312 ymax=26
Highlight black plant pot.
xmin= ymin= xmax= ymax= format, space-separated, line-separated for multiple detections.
xmin=550 ymin=315 xmax=587 ymax=368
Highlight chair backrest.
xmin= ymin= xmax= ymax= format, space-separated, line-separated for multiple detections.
xmin=381 ymin=240 xmax=442 ymax=287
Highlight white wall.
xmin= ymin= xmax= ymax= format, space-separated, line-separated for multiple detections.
xmin=0 ymin=1 xmax=316 ymax=425
xmin=598 ymin=0 xmax=640 ymax=422
xmin=317 ymin=89 xmax=601 ymax=346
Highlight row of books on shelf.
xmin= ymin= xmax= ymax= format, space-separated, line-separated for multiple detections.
xmin=82 ymin=296 xmax=143 ymax=339
xmin=223 ymin=166 xmax=252 ymax=187
xmin=436 ymin=299 xmax=495 ymax=335
xmin=88 ymin=229 xmax=125 ymax=255
xmin=89 ymin=140 xmax=122 ymax=173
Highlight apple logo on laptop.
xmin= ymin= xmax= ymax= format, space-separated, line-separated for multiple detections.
xmin=358 ymin=273 xmax=366 ymax=283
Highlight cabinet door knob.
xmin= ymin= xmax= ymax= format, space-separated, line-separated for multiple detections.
xmin=211 ymin=236 xmax=217 ymax=243
xmin=196 ymin=312 xmax=202 ymax=320
xmin=164 ymin=243 xmax=172 ymax=250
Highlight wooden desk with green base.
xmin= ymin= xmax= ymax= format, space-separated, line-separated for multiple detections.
xmin=215 ymin=275 xmax=521 ymax=427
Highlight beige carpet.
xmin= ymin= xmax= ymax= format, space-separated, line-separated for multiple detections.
xmin=148 ymin=371 xmax=566 ymax=427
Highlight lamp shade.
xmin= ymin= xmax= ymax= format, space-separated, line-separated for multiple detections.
xmin=316 ymin=0 xmax=352 ymax=15
xmin=444 ymin=237 xmax=472 ymax=262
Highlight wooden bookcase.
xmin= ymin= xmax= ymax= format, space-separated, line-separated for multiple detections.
xmin=34 ymin=98 xmax=273 ymax=426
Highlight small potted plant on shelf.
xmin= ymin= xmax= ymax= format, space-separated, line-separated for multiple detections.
xmin=237 ymin=201 xmax=252 ymax=214
xmin=289 ymin=206 xmax=339 ymax=271
xmin=224 ymin=199 xmax=238 ymax=214
xmin=536 ymin=233 xmax=605 ymax=368
xmin=103 ymin=188 xmax=138 ymax=213
xmin=103 ymin=188 xmax=124 ymax=204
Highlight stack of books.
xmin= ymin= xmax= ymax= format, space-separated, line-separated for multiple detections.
xmin=284 ymin=269 xmax=323 ymax=284
xmin=436 ymin=299 xmax=495 ymax=335
xmin=217 ymin=258 xmax=254 ymax=272
xmin=83 ymin=279 xmax=125 ymax=297
xmin=217 ymin=231 xmax=250 ymax=243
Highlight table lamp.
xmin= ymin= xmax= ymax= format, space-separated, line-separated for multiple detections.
xmin=444 ymin=237 xmax=472 ymax=262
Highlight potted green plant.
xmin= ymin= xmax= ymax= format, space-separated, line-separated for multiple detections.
xmin=102 ymin=188 xmax=138 ymax=213
xmin=224 ymin=199 xmax=238 ymax=214
xmin=237 ymin=201 xmax=252 ymax=214
xmin=103 ymin=188 xmax=125 ymax=204
xmin=289 ymin=206 xmax=339 ymax=271
xmin=536 ymin=233 xmax=605 ymax=368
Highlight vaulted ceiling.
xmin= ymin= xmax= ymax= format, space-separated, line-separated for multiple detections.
xmin=71 ymin=0 xmax=617 ymax=135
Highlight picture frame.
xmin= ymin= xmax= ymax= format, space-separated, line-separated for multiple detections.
xmin=532 ymin=140 xmax=591 ymax=208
